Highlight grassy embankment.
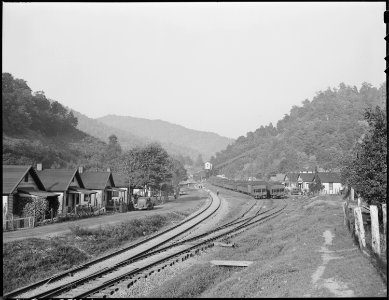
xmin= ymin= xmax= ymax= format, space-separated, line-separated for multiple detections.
xmin=3 ymin=212 xmax=186 ymax=294
xmin=145 ymin=195 xmax=387 ymax=298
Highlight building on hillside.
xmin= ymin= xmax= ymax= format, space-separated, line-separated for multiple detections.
xmin=297 ymin=172 xmax=315 ymax=192
xmin=38 ymin=166 xmax=95 ymax=214
xmin=2 ymin=165 xmax=59 ymax=217
xmin=80 ymin=169 xmax=118 ymax=211
xmin=313 ymin=172 xmax=343 ymax=195
xmin=284 ymin=173 xmax=299 ymax=190
xmin=204 ymin=162 xmax=212 ymax=170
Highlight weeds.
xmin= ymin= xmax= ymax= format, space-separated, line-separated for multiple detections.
xmin=3 ymin=212 xmax=183 ymax=294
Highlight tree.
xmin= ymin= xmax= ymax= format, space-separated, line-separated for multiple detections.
xmin=116 ymin=143 xmax=174 ymax=197
xmin=341 ymin=106 xmax=387 ymax=205
xmin=310 ymin=167 xmax=324 ymax=194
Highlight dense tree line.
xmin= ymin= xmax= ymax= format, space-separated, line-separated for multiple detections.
xmin=341 ymin=106 xmax=387 ymax=205
xmin=3 ymin=73 xmax=78 ymax=136
xmin=210 ymin=82 xmax=385 ymax=180
xmin=2 ymin=73 xmax=188 ymax=192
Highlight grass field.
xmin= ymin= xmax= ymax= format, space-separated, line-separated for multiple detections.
xmin=3 ymin=212 xmax=185 ymax=294
xmin=144 ymin=194 xmax=387 ymax=298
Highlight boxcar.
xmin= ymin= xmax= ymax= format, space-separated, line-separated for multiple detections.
xmin=268 ymin=183 xmax=285 ymax=199
xmin=236 ymin=181 xmax=249 ymax=194
xmin=248 ymin=181 xmax=268 ymax=199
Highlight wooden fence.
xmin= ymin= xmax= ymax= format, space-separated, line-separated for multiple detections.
xmin=343 ymin=201 xmax=387 ymax=257
xmin=3 ymin=216 xmax=35 ymax=231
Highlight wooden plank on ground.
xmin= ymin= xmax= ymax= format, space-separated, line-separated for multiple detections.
xmin=210 ymin=260 xmax=253 ymax=267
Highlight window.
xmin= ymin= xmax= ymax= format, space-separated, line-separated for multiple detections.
xmin=329 ymin=182 xmax=333 ymax=191
xmin=24 ymin=174 xmax=28 ymax=182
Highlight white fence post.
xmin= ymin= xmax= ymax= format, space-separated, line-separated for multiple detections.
xmin=354 ymin=207 xmax=366 ymax=248
xmin=370 ymin=205 xmax=380 ymax=256
xmin=382 ymin=204 xmax=387 ymax=250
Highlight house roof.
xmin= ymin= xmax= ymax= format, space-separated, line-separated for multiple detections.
xmin=285 ymin=173 xmax=299 ymax=182
xmin=298 ymin=173 xmax=315 ymax=182
xmin=3 ymin=165 xmax=46 ymax=195
xmin=37 ymin=169 xmax=84 ymax=191
xmin=80 ymin=171 xmax=115 ymax=190
xmin=112 ymin=173 xmax=128 ymax=187
xmin=248 ymin=180 xmax=268 ymax=186
xmin=315 ymin=172 xmax=341 ymax=183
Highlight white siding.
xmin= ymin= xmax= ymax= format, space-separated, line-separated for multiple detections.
xmin=57 ymin=192 xmax=64 ymax=214
xmin=3 ymin=196 xmax=9 ymax=217
xmin=321 ymin=183 xmax=343 ymax=195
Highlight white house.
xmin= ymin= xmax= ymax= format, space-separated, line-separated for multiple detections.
xmin=313 ymin=172 xmax=343 ymax=195
xmin=204 ymin=162 xmax=212 ymax=170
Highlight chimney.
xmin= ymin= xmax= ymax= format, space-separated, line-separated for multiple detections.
xmin=78 ymin=166 xmax=83 ymax=174
xmin=107 ymin=167 xmax=111 ymax=172
xmin=37 ymin=163 xmax=42 ymax=171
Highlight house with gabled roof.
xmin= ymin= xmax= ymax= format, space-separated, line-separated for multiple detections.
xmin=297 ymin=172 xmax=315 ymax=192
xmin=284 ymin=173 xmax=299 ymax=190
xmin=313 ymin=172 xmax=343 ymax=195
xmin=80 ymin=170 xmax=118 ymax=210
xmin=2 ymin=165 xmax=59 ymax=217
xmin=112 ymin=172 xmax=129 ymax=206
xmin=37 ymin=167 xmax=95 ymax=214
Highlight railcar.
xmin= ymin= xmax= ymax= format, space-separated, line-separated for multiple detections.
xmin=268 ymin=182 xmax=285 ymax=199
xmin=236 ymin=181 xmax=250 ymax=194
xmin=248 ymin=181 xmax=268 ymax=199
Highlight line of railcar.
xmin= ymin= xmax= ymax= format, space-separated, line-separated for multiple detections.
xmin=208 ymin=177 xmax=285 ymax=199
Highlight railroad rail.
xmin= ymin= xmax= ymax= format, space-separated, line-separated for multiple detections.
xmin=76 ymin=197 xmax=287 ymax=298
xmin=4 ymin=189 xmax=220 ymax=299
xmin=36 ymin=197 xmax=286 ymax=298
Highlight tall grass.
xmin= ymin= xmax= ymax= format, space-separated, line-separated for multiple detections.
xmin=3 ymin=212 xmax=183 ymax=294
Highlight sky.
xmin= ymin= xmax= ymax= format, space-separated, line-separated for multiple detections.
xmin=2 ymin=2 xmax=386 ymax=139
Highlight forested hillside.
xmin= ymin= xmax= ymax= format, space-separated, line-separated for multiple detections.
xmin=75 ymin=110 xmax=205 ymax=160
xmin=210 ymin=82 xmax=386 ymax=180
xmin=3 ymin=73 xmax=111 ymax=169
xmin=97 ymin=115 xmax=234 ymax=161
xmin=2 ymin=73 xmax=189 ymax=187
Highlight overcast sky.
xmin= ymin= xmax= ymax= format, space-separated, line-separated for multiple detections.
xmin=3 ymin=2 xmax=385 ymax=139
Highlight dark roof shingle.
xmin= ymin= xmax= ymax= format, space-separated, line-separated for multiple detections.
xmin=81 ymin=172 xmax=114 ymax=190
xmin=316 ymin=172 xmax=341 ymax=183
xmin=298 ymin=173 xmax=315 ymax=182
xmin=3 ymin=165 xmax=45 ymax=194
xmin=37 ymin=169 xmax=81 ymax=191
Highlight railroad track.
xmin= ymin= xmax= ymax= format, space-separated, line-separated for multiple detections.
xmin=4 ymin=189 xmax=221 ymax=299
xmin=5 ymin=189 xmax=286 ymax=299
xmin=44 ymin=197 xmax=286 ymax=298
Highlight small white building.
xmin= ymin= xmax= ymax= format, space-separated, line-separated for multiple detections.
xmin=204 ymin=162 xmax=212 ymax=170
xmin=313 ymin=172 xmax=343 ymax=195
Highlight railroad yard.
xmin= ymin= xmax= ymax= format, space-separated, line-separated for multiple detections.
xmin=3 ymin=185 xmax=386 ymax=298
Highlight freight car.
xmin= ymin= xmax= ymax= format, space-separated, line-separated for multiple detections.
xmin=209 ymin=177 xmax=286 ymax=200
xmin=248 ymin=181 xmax=268 ymax=199
xmin=268 ymin=182 xmax=285 ymax=199
xmin=236 ymin=181 xmax=250 ymax=194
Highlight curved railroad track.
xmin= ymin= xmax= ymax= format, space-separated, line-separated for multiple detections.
xmin=4 ymin=189 xmax=221 ymax=299
xmin=50 ymin=196 xmax=286 ymax=298
xmin=5 ymin=189 xmax=288 ymax=299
